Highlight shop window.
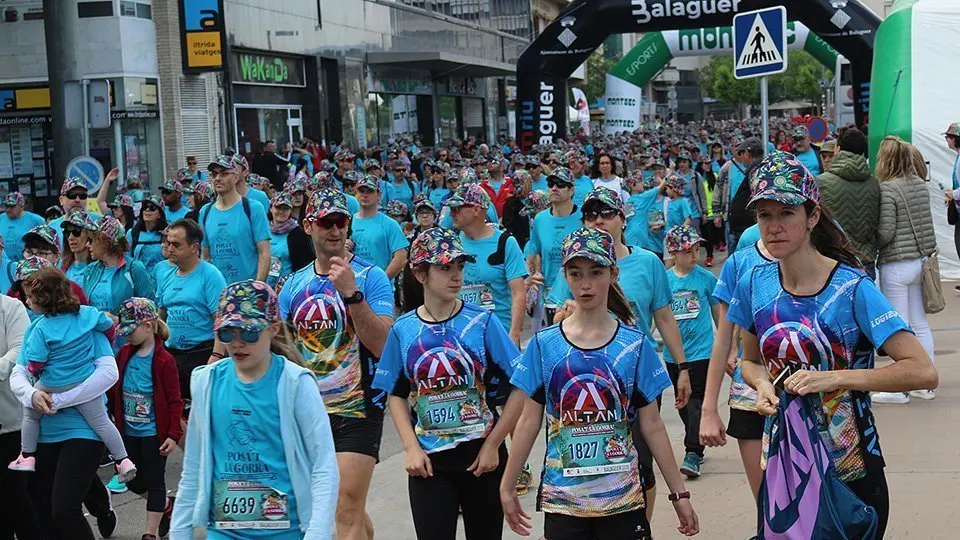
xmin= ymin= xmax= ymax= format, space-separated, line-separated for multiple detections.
xmin=77 ymin=1 xmax=114 ymax=18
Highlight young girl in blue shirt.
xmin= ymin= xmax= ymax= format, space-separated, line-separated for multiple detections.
xmin=171 ymin=280 xmax=338 ymax=540
xmin=8 ymin=267 xmax=137 ymax=482
xmin=501 ymin=227 xmax=699 ymax=540
xmin=374 ymin=228 xmax=524 ymax=540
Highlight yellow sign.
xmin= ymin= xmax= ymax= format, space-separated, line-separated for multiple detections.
xmin=186 ymin=31 xmax=223 ymax=68
xmin=14 ymin=88 xmax=50 ymax=110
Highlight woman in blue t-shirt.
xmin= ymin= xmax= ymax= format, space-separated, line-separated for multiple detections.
xmin=501 ymin=227 xmax=699 ymax=540
xmin=128 ymin=194 xmax=169 ymax=272
xmin=730 ymin=152 xmax=938 ymax=538
xmin=375 ymin=228 xmax=523 ymax=540
xmin=60 ymin=210 xmax=98 ymax=285
xmin=171 ymin=280 xmax=338 ymax=539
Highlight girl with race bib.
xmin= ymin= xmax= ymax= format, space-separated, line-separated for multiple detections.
xmin=501 ymin=227 xmax=699 ymax=540
xmin=374 ymin=228 xmax=524 ymax=540
xmin=171 ymin=280 xmax=338 ymax=539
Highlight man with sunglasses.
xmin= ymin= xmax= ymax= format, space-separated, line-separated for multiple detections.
xmin=0 ymin=192 xmax=44 ymax=262
xmin=351 ymin=175 xmax=409 ymax=280
xmin=201 ymin=155 xmax=271 ymax=283
xmin=526 ymin=155 xmax=548 ymax=194
xmin=384 ymin=159 xmax=419 ymax=212
xmin=47 ymin=177 xmax=91 ymax=233
xmin=278 ymin=188 xmax=395 ymax=540
xmin=160 ymin=179 xmax=189 ymax=223
xmin=333 ymin=149 xmax=357 ymax=189
xmin=478 ymin=158 xmax=513 ymax=217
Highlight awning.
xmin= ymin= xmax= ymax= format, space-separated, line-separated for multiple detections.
xmin=365 ymin=51 xmax=515 ymax=79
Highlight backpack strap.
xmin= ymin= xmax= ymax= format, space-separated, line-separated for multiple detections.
xmin=487 ymin=231 xmax=512 ymax=266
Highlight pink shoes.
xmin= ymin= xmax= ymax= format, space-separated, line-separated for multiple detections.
xmin=116 ymin=457 xmax=138 ymax=483
xmin=8 ymin=453 xmax=36 ymax=472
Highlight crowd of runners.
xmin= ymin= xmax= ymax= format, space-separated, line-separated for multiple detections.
xmin=0 ymin=115 xmax=951 ymax=539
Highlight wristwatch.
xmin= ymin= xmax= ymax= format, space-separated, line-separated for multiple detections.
xmin=668 ymin=490 xmax=691 ymax=502
xmin=343 ymin=290 xmax=364 ymax=305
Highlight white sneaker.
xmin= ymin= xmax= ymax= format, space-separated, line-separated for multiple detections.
xmin=908 ymin=389 xmax=935 ymax=400
xmin=871 ymin=392 xmax=910 ymax=404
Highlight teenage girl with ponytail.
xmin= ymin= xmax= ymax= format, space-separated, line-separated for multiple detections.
xmin=501 ymin=227 xmax=699 ymax=540
xmin=728 ymin=151 xmax=938 ymax=539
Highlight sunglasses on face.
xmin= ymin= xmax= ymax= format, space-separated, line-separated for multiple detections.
xmin=217 ymin=327 xmax=261 ymax=344
xmin=547 ymin=179 xmax=572 ymax=189
xmin=316 ymin=214 xmax=349 ymax=229
xmin=64 ymin=192 xmax=88 ymax=200
xmin=584 ymin=208 xmax=620 ymax=221
xmin=63 ymin=227 xmax=84 ymax=237
xmin=142 ymin=203 xmax=160 ymax=212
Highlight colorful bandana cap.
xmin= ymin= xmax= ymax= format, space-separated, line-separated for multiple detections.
xmin=509 ymin=169 xmax=531 ymax=191
xmin=235 ymin=154 xmax=249 ymax=172
xmin=96 ymin=215 xmax=125 ymax=244
xmin=363 ymin=158 xmax=381 ymax=170
xmin=23 ymin=224 xmax=61 ymax=254
xmin=583 ymin=186 xmax=625 ymax=215
xmin=109 ymin=194 xmax=133 ymax=208
xmin=284 ymin=177 xmax=307 ymax=194
xmin=386 ymin=200 xmax=408 ymax=218
xmin=792 ymin=125 xmax=809 ymax=139
xmin=306 ymin=188 xmax=350 ymax=221
xmin=313 ymin=171 xmax=332 ymax=188
xmin=208 ymin=154 xmax=242 ymax=174
xmin=117 ymin=297 xmax=160 ymax=337
xmin=677 ymin=150 xmax=692 ymax=161
xmin=176 ymin=168 xmax=190 ymax=183
xmin=444 ymin=183 xmax=490 ymax=209
xmin=15 ymin=256 xmax=52 ymax=282
xmin=3 ymin=192 xmax=24 ymax=207
xmin=63 ymin=209 xmax=98 ymax=231
xmin=356 ymin=174 xmax=381 ymax=192
xmin=341 ymin=170 xmax=363 ymax=185
xmin=272 ymin=192 xmax=293 ymax=208
xmin=521 ymin=191 xmax=550 ymax=217
xmin=665 ymin=224 xmax=705 ymax=253
xmin=445 ymin=169 xmax=461 ymax=182
xmin=561 ymin=227 xmax=617 ymax=268
xmin=143 ymin=194 xmax=164 ymax=209
xmin=944 ymin=123 xmax=960 ymax=137
xmin=547 ymin=166 xmax=574 ymax=186
xmin=183 ymin=180 xmax=213 ymax=198
xmin=60 ymin=177 xmax=86 ymax=196
xmin=665 ymin=174 xmax=687 ymax=192
xmin=526 ymin=155 xmax=541 ymax=167
xmin=214 ymin=280 xmax=280 ymax=332
xmin=748 ymin=151 xmax=820 ymax=209
xmin=162 ymin=179 xmax=183 ymax=193
xmin=413 ymin=197 xmax=436 ymax=214
xmin=459 ymin=168 xmax=478 ymax=185
xmin=409 ymin=227 xmax=477 ymax=267
xmin=334 ymin=149 xmax=355 ymax=162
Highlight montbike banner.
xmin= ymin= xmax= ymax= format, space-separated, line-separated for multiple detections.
xmin=517 ymin=0 xmax=881 ymax=149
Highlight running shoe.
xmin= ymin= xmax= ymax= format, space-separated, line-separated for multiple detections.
xmin=117 ymin=457 xmax=138 ymax=483
xmin=8 ymin=453 xmax=35 ymax=472
xmin=158 ymin=495 xmax=175 ymax=537
xmin=679 ymin=452 xmax=702 ymax=478
xmin=871 ymin=392 xmax=909 ymax=404
xmin=97 ymin=491 xmax=119 ymax=538
xmin=705 ymin=256 xmax=713 ymax=267
xmin=106 ymin=474 xmax=128 ymax=494
xmin=909 ymin=389 xmax=935 ymax=400
xmin=954 ymin=285 xmax=960 ymax=295
xmin=515 ymin=463 xmax=532 ymax=496
xmin=99 ymin=451 xmax=115 ymax=468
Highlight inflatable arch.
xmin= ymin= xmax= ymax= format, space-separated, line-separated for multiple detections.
xmin=604 ymin=22 xmax=840 ymax=134
xmin=516 ymin=0 xmax=881 ymax=150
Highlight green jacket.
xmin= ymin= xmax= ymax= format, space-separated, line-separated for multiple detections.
xmin=815 ymin=151 xmax=880 ymax=263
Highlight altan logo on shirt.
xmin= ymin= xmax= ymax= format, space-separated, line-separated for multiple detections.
xmin=413 ymin=346 xmax=474 ymax=392
xmin=559 ymin=376 xmax=622 ymax=424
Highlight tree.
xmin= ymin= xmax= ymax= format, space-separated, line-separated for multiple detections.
xmin=699 ymin=55 xmax=759 ymax=117
xmin=583 ymin=47 xmax=616 ymax=106
xmin=769 ymin=51 xmax=830 ymax=104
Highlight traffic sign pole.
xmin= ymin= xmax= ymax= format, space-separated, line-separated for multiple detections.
xmin=761 ymin=77 xmax=769 ymax=157
xmin=733 ymin=6 xmax=787 ymax=156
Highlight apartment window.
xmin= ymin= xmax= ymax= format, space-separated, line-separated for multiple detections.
xmin=120 ymin=1 xmax=152 ymax=19
xmin=77 ymin=1 xmax=113 ymax=18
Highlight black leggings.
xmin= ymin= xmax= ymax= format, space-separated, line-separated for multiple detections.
xmin=408 ymin=444 xmax=507 ymax=540
xmin=123 ymin=434 xmax=168 ymax=512
xmin=700 ymin=218 xmax=717 ymax=258
xmin=30 ymin=438 xmax=110 ymax=540
xmin=0 ymin=430 xmax=41 ymax=540
xmin=667 ymin=361 xmax=708 ymax=457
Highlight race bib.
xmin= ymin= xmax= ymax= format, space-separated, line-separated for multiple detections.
xmin=123 ymin=391 xmax=153 ymax=424
xmin=213 ymin=480 xmax=290 ymax=530
xmin=671 ymin=289 xmax=701 ymax=321
xmin=559 ymin=420 xmax=632 ymax=477
xmin=416 ymin=387 xmax=488 ymax=436
xmin=647 ymin=210 xmax=665 ymax=228
xmin=459 ymin=284 xmax=495 ymax=311
xmin=624 ymin=202 xmax=635 ymax=219
xmin=268 ymin=257 xmax=282 ymax=278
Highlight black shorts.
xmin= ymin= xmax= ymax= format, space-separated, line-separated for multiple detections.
xmin=329 ymin=414 xmax=383 ymax=461
xmin=727 ymin=408 xmax=766 ymax=441
xmin=544 ymin=509 xmax=652 ymax=540
xmin=169 ymin=341 xmax=215 ymax=419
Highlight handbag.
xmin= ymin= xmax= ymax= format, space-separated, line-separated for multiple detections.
xmin=948 ymin=202 xmax=958 ymax=226
xmin=757 ymin=394 xmax=878 ymax=540
xmin=892 ymin=184 xmax=946 ymax=314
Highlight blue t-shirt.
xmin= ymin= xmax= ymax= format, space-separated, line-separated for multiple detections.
xmin=372 ymin=303 xmax=519 ymax=454
xmin=510 ymin=323 xmax=670 ymax=517
xmin=428 ymin=187 xmax=451 ymax=209
xmin=122 ymin=348 xmax=157 ymax=436
xmin=643 ymin=194 xmax=692 ymax=253
xmin=86 ymin=266 xmax=118 ymax=313
xmin=209 ymin=354 xmax=299 ymax=537
xmin=164 ymin=205 xmax=190 ymax=224
xmin=530 ymin=176 xmax=549 ymax=194
xmin=795 ymin=147 xmax=822 ymax=176
xmin=244 ymin=189 xmax=272 ymax=221
xmin=625 ymin=191 xmax=657 ymax=252
xmin=127 ymin=229 xmax=165 ymax=270
xmin=664 ymin=266 xmax=718 ymax=363
xmin=0 ymin=256 xmax=14 ymax=295
xmin=345 ymin=194 xmax=360 ymax=216
xmin=64 ymin=260 xmax=88 ymax=285
xmin=712 ymin=241 xmax=772 ymax=411
xmin=201 ymin=199 xmax=271 ymax=284
xmin=676 ymin=170 xmax=702 ymax=218
xmin=19 ymin=305 xmax=113 ymax=388
xmin=459 ymin=229 xmax=527 ymax=331
xmin=728 ymin=161 xmax=747 ymax=203
xmin=524 ymin=207 xmax=583 ymax=306
xmin=278 ymin=257 xmax=394 ymax=418
xmin=154 ymin=260 xmax=177 ymax=290
xmin=549 ymin=246 xmax=671 ymax=334
xmin=385 ymin=179 xmax=419 ymax=211
xmin=0 ymin=211 xmax=45 ymax=261
xmin=156 ymin=261 xmax=226 ymax=350
xmin=350 ymin=212 xmax=408 ymax=275
xmin=727 ymin=262 xmax=911 ymax=482
xmin=736 ymin=224 xmax=762 ymax=252
xmin=268 ymin=232 xmax=292 ymax=289
xmin=572 ymin=175 xmax=594 ymax=207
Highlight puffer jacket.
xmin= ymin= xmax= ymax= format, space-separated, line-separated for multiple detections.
xmin=815 ymin=151 xmax=880 ymax=263
xmin=876 ymin=174 xmax=938 ymax=264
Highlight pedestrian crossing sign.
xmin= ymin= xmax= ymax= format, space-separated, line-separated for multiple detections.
xmin=733 ymin=6 xmax=788 ymax=79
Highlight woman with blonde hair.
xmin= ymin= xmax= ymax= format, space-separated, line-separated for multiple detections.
xmin=873 ymin=136 xmax=939 ymax=404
